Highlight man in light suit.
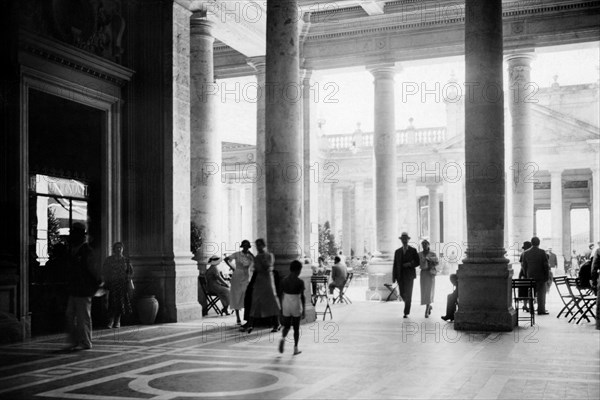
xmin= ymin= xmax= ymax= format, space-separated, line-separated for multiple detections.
xmin=392 ymin=232 xmax=420 ymax=318
xmin=522 ymin=236 xmax=550 ymax=315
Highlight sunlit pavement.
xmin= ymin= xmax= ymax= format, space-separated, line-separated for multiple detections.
xmin=1 ymin=276 xmax=598 ymax=400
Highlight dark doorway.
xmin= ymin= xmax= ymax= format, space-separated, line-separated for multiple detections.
xmin=28 ymin=89 xmax=104 ymax=335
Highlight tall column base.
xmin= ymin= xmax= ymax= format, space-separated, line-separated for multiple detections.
xmin=454 ymin=263 xmax=516 ymax=331
xmin=131 ymin=255 xmax=203 ymax=323
xmin=365 ymin=256 xmax=394 ymax=301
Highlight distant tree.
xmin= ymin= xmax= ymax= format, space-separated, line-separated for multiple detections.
xmin=318 ymin=221 xmax=338 ymax=258
xmin=190 ymin=221 xmax=203 ymax=255
xmin=47 ymin=208 xmax=61 ymax=257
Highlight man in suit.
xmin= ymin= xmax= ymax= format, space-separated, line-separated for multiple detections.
xmin=65 ymin=222 xmax=100 ymax=350
xmin=522 ymin=236 xmax=550 ymax=315
xmin=392 ymin=232 xmax=420 ymax=318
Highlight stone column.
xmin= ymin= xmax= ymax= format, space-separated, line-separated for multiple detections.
xmin=455 ymin=0 xmax=515 ymax=331
xmin=264 ymin=0 xmax=314 ymax=321
xmin=367 ymin=63 xmax=398 ymax=258
xmin=562 ymin=200 xmax=571 ymax=273
xmin=443 ymin=161 xmax=462 ymax=274
xmin=342 ymin=186 xmax=353 ymax=256
xmin=365 ymin=63 xmax=398 ymax=300
xmin=507 ymin=53 xmax=535 ymax=251
xmin=190 ymin=14 xmax=221 ymax=264
xmin=248 ymin=57 xmax=266 ymax=241
xmin=550 ymin=170 xmax=564 ymax=260
xmin=428 ymin=185 xmax=440 ymax=248
xmin=407 ymin=177 xmax=418 ymax=237
xmin=333 ymin=186 xmax=343 ymax=241
xmin=593 ymin=168 xmax=600 ymax=242
xmin=302 ymin=69 xmax=319 ymax=261
xmin=353 ymin=181 xmax=366 ymax=257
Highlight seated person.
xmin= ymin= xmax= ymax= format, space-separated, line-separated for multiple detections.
xmin=205 ymin=255 xmax=231 ymax=315
xmin=441 ymin=274 xmax=458 ymax=322
xmin=578 ymin=259 xmax=593 ymax=289
xmin=328 ymin=256 xmax=348 ymax=295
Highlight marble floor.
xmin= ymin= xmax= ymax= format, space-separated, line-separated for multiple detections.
xmin=1 ymin=280 xmax=598 ymax=400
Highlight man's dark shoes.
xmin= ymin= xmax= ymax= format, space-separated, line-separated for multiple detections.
xmin=538 ymin=310 xmax=549 ymax=315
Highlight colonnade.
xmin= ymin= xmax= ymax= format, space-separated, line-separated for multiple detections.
xmin=187 ymin=0 xmax=598 ymax=330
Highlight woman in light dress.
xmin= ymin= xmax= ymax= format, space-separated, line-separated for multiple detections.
xmin=224 ymin=239 xmax=254 ymax=325
xmin=419 ymin=239 xmax=439 ymax=318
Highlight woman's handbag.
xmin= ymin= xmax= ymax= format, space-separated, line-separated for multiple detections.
xmin=426 ymin=253 xmax=440 ymax=276
xmin=127 ymin=278 xmax=135 ymax=296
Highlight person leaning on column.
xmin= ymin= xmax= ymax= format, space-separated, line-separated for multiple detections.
xmin=392 ymin=232 xmax=420 ymax=318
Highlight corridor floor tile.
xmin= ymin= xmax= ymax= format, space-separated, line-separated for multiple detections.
xmin=1 ymin=290 xmax=598 ymax=399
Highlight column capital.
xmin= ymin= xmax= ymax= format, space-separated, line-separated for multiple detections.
xmin=506 ymin=52 xmax=536 ymax=75
xmin=366 ymin=63 xmax=400 ymax=79
xmin=300 ymin=68 xmax=313 ymax=82
xmin=247 ymin=56 xmax=266 ymax=74
xmin=505 ymin=52 xmax=536 ymax=64
xmin=548 ymin=168 xmax=564 ymax=177
xmin=190 ymin=13 xmax=215 ymax=37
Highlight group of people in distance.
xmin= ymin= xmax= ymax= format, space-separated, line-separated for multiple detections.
xmin=200 ymin=238 xmax=305 ymax=355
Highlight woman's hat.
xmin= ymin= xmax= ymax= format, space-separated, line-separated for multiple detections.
xmin=208 ymin=255 xmax=221 ymax=264
xmin=522 ymin=241 xmax=532 ymax=250
xmin=240 ymin=240 xmax=251 ymax=248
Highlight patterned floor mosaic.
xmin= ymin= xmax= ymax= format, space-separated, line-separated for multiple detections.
xmin=1 ymin=282 xmax=598 ymax=399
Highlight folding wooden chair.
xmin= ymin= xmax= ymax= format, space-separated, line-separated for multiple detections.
xmin=566 ymin=278 xmax=597 ymax=324
xmin=333 ymin=272 xmax=353 ymax=304
xmin=198 ymin=276 xmax=223 ymax=316
xmin=553 ymin=276 xmax=576 ymax=319
xmin=384 ymin=282 xmax=400 ymax=302
xmin=512 ymin=278 xmax=536 ymax=327
xmin=311 ymin=275 xmax=332 ymax=320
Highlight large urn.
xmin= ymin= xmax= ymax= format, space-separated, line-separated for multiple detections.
xmin=137 ymin=295 xmax=159 ymax=324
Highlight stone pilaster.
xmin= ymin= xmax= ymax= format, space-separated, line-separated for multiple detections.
xmin=0 ymin=0 xmax=27 ymax=340
xmin=190 ymin=15 xmax=221 ymax=265
xmin=550 ymin=170 xmax=564 ymax=260
xmin=125 ymin=2 xmax=201 ymax=323
xmin=592 ymin=168 xmax=600 ymax=243
xmin=507 ymin=53 xmax=535 ymax=251
xmin=367 ymin=63 xmax=398 ymax=259
xmin=248 ymin=57 xmax=266 ymax=242
xmin=455 ymin=0 xmax=515 ymax=331
xmin=428 ymin=185 xmax=440 ymax=248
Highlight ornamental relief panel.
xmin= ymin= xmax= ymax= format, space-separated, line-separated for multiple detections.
xmin=19 ymin=0 xmax=126 ymax=64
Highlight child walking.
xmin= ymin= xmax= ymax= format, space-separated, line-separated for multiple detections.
xmin=279 ymin=260 xmax=305 ymax=355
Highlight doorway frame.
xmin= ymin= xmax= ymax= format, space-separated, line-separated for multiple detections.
xmin=18 ymin=30 xmax=133 ymax=325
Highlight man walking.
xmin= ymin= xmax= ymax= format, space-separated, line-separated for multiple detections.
xmin=392 ymin=232 xmax=420 ymax=318
xmin=522 ymin=236 xmax=550 ymax=315
xmin=65 ymin=222 xmax=100 ymax=350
